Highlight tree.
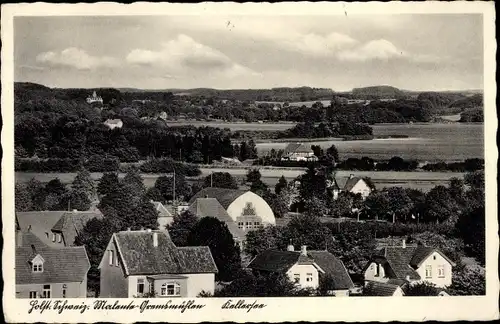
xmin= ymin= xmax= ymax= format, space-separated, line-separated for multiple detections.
xmin=268 ymin=190 xmax=289 ymax=218
xmin=98 ymin=183 xmax=135 ymax=219
xmin=167 ymin=210 xmax=199 ymax=245
xmin=385 ymin=187 xmax=414 ymax=222
xmin=425 ymin=185 xmax=460 ymax=224
xmin=26 ymin=178 xmax=46 ymax=211
xmin=250 ymin=179 xmax=269 ymax=197
xmin=15 ymin=183 xmax=32 ymax=211
xmin=187 ymin=217 xmax=241 ymax=282
xmin=45 ymin=178 xmax=68 ymax=197
xmin=448 ymin=177 xmax=465 ymax=206
xmin=145 ymin=187 xmax=163 ymax=202
xmin=202 ymin=172 xmax=238 ymax=189
xmin=318 ymin=274 xmax=337 ymax=296
xmin=283 ymin=214 xmax=330 ymax=250
xmin=325 ymin=144 xmax=339 ymax=164
xmin=447 ymin=265 xmax=485 ymax=295
xmin=154 ymin=174 xmax=191 ymax=202
xmin=69 ymin=189 xmax=92 ymax=211
xmin=330 ymin=192 xmax=353 ymax=218
xmin=127 ymin=197 xmax=159 ymax=230
xmin=244 ymin=226 xmax=283 ymax=257
xmin=97 ymin=172 xmax=120 ymax=197
xmin=274 ymin=175 xmax=288 ymax=195
xmin=246 ymin=168 xmax=262 ymax=183
xmin=121 ymin=167 xmax=146 ymax=206
xmin=403 ymin=282 xmax=440 ymax=296
xmin=364 ymin=191 xmax=391 ymax=221
xmin=456 ymin=206 xmax=485 ymax=265
xmin=72 ymin=167 xmax=96 ymax=202
xmin=304 ymin=196 xmax=329 ymax=217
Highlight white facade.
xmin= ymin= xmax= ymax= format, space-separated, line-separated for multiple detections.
xmin=284 ymin=152 xmax=318 ymax=162
xmin=414 ymin=251 xmax=453 ymax=288
xmin=364 ymin=262 xmax=389 ymax=282
xmin=286 ymin=263 xmax=320 ymax=289
xmin=226 ymin=191 xmax=276 ymax=227
xmin=127 ymin=273 xmax=215 ymax=298
xmin=349 ymin=180 xmax=372 ymax=199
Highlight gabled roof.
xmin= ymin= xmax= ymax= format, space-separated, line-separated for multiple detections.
xmin=187 ymin=198 xmax=245 ymax=240
xmin=308 ymin=251 xmax=355 ymax=290
xmin=284 ymin=143 xmax=312 ymax=154
xmin=51 ymin=211 xmax=103 ymax=246
xmin=364 ymin=281 xmax=402 ymax=296
xmin=111 ymin=230 xmax=218 ymax=276
xmin=16 ymin=211 xmax=67 ymax=246
xmin=151 ymin=201 xmax=173 ymax=218
xmin=409 ymin=246 xmax=456 ymax=267
xmin=188 ymin=187 xmax=247 ymax=209
xmin=15 ymin=232 xmax=90 ymax=285
xmin=344 ymin=177 xmax=364 ymax=192
xmin=247 ymin=249 xmax=351 ymax=287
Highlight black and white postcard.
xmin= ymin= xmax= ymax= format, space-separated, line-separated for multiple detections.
xmin=2 ymin=1 xmax=498 ymax=323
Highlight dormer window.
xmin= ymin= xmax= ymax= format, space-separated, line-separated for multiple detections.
xmin=31 ymin=254 xmax=45 ymax=273
xmin=52 ymin=233 xmax=56 ymax=242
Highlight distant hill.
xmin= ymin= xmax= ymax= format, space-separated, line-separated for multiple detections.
xmin=351 ymin=85 xmax=406 ymax=99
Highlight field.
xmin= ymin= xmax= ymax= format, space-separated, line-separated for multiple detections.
xmin=16 ymin=169 xmax=465 ymax=193
xmin=254 ymin=100 xmax=332 ymax=108
xmin=168 ymin=121 xmax=295 ymax=131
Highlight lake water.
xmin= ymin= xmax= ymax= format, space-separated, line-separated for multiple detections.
xmin=257 ymin=123 xmax=484 ymax=162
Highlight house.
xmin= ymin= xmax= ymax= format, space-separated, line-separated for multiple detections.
xmin=363 ymin=239 xmax=455 ymax=288
xmin=15 ymin=230 xmax=90 ymax=298
xmin=188 ymin=187 xmax=276 ymax=232
xmin=329 ymin=174 xmax=372 ymax=199
xmin=151 ymin=201 xmax=174 ymax=229
xmin=281 ymin=143 xmax=318 ymax=162
xmin=104 ymin=119 xmax=123 ymax=129
xmin=187 ymin=198 xmax=246 ymax=248
xmin=86 ymin=91 xmax=103 ymax=104
xmin=363 ymin=281 xmax=404 ymax=297
xmin=247 ymin=245 xmax=354 ymax=296
xmin=98 ymin=229 xmax=218 ymax=298
xmin=16 ymin=210 xmax=102 ymax=247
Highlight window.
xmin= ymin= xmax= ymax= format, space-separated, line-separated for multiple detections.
xmin=109 ymin=250 xmax=114 ymax=265
xmin=52 ymin=233 xmax=56 ymax=242
xmin=374 ymin=264 xmax=380 ymax=277
xmin=149 ymin=282 xmax=154 ymax=295
xmin=306 ymin=273 xmax=313 ymax=282
xmin=42 ymin=285 xmax=51 ymax=298
xmin=433 ymin=255 xmax=437 ymax=260
xmin=161 ymin=282 xmax=181 ymax=296
xmin=253 ymin=222 xmax=260 ymax=228
xmin=45 ymin=232 xmax=49 ymax=239
xmin=137 ymin=279 xmax=145 ymax=294
xmin=29 ymin=291 xmax=37 ymax=299
xmin=438 ymin=265 xmax=445 ymax=278
xmin=32 ymin=262 xmax=43 ymax=273
xmin=293 ymin=274 xmax=300 ymax=283
xmin=57 ymin=234 xmax=62 ymax=243
xmin=238 ymin=222 xmax=243 ymax=229
xmin=425 ymin=265 xmax=432 ymax=278
xmin=62 ymin=284 xmax=67 ymax=298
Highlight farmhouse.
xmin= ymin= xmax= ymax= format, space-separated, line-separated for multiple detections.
xmin=99 ymin=229 xmax=218 ymax=298
xmin=329 ymin=174 xmax=372 ymax=200
xmin=188 ymin=187 xmax=276 ymax=231
xmin=363 ymin=239 xmax=456 ymax=288
xmin=15 ymin=230 xmax=90 ymax=298
xmin=247 ymin=245 xmax=354 ymax=296
xmin=281 ymin=143 xmax=318 ymax=162
xmin=16 ymin=210 xmax=103 ymax=247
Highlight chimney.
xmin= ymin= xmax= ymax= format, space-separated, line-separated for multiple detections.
xmin=127 ymin=227 xmax=131 ymax=231
xmin=31 ymin=244 xmax=37 ymax=255
xmin=72 ymin=209 xmax=77 ymax=212
xmin=153 ymin=232 xmax=158 ymax=247
xmin=405 ymin=275 xmax=410 ymax=281
xmin=402 ymin=238 xmax=406 ymax=249
xmin=349 ymin=174 xmax=354 ymax=179
xmin=301 ymin=245 xmax=307 ymax=256
xmin=27 ymin=225 xmax=32 ymax=232
xmin=146 ymin=228 xmax=152 ymax=233
xmin=287 ymin=244 xmax=294 ymax=252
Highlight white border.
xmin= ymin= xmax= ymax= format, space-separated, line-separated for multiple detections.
xmin=2 ymin=2 xmax=498 ymax=322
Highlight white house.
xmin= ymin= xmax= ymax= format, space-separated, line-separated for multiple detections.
xmin=247 ymin=245 xmax=354 ymax=296
xmin=188 ymin=187 xmax=276 ymax=232
xmin=98 ymin=229 xmax=217 ymax=298
xmin=329 ymin=174 xmax=372 ymax=200
xmin=363 ymin=239 xmax=456 ymax=288
xmin=281 ymin=143 xmax=318 ymax=162
xmin=104 ymin=119 xmax=123 ymax=130
xmin=150 ymin=201 xmax=174 ymax=230
xmin=86 ymin=91 xmax=103 ymax=104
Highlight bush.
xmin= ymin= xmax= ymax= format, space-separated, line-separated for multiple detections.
xmin=139 ymin=158 xmax=201 ymax=176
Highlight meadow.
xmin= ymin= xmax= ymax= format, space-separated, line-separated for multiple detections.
xmin=16 ymin=169 xmax=464 ymax=193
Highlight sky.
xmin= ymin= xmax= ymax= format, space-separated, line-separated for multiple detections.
xmin=14 ymin=14 xmax=484 ymax=91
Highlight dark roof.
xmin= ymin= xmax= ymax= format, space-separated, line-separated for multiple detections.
xmin=112 ymin=230 xmax=218 ymax=275
xmin=15 ymin=232 xmax=90 ymax=285
xmin=188 ymin=187 xmax=247 ymax=209
xmin=364 ymin=281 xmax=402 ymax=296
xmin=187 ymin=198 xmax=245 ymax=240
xmin=247 ymin=249 xmax=310 ymax=272
xmin=381 ymin=246 xmax=421 ymax=280
xmin=247 ymin=249 xmax=352 ymax=289
xmin=284 ymin=143 xmax=312 ymax=154
xmin=16 ymin=212 xmax=66 ymax=246
xmin=409 ymin=246 xmax=456 ymax=267
xmin=386 ymin=278 xmax=409 ymax=287
xmin=51 ymin=211 xmax=103 ymax=246
xmin=344 ymin=177 xmax=364 ymax=192
xmin=308 ymin=251 xmax=354 ymax=290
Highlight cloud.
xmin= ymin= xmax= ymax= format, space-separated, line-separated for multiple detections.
xmin=280 ymin=32 xmax=358 ymax=56
xmin=337 ymin=39 xmax=404 ymax=62
xmin=126 ymin=34 xmax=259 ymax=77
xmin=36 ymin=48 xmax=119 ymax=70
